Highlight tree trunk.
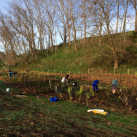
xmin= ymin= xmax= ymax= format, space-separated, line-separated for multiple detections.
xmin=63 ymin=25 xmax=66 ymax=45
xmin=67 ymin=15 xmax=71 ymax=48
xmin=116 ymin=0 xmax=119 ymax=33
xmin=84 ymin=18 xmax=86 ymax=49
xmin=74 ymin=31 xmax=77 ymax=52
xmin=51 ymin=34 xmax=54 ymax=53
xmin=123 ymin=0 xmax=128 ymax=33
xmin=114 ymin=58 xmax=118 ymax=69
xmin=26 ymin=59 xmax=28 ymax=66
xmin=135 ymin=9 xmax=137 ymax=33
xmin=99 ymin=7 xmax=102 ymax=46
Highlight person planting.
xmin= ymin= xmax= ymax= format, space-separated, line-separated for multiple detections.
xmin=65 ymin=75 xmax=69 ymax=84
xmin=112 ymin=79 xmax=118 ymax=96
xmin=61 ymin=75 xmax=69 ymax=87
xmin=73 ymin=81 xmax=77 ymax=89
xmin=92 ymin=80 xmax=99 ymax=91
xmin=8 ymin=70 xmax=17 ymax=81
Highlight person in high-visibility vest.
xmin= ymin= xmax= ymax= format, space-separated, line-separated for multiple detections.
xmin=112 ymin=79 xmax=118 ymax=96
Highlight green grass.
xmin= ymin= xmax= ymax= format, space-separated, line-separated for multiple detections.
xmin=0 ymin=79 xmax=137 ymax=136
xmin=1 ymin=31 xmax=137 ymax=76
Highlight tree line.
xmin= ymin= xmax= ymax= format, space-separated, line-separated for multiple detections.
xmin=0 ymin=0 xmax=136 ymax=68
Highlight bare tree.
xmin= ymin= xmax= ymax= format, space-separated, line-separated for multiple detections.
xmin=79 ymin=0 xmax=90 ymax=49
xmin=130 ymin=0 xmax=137 ymax=33
xmin=88 ymin=0 xmax=104 ymax=46
xmin=116 ymin=0 xmax=120 ymax=33
xmin=7 ymin=1 xmax=38 ymax=59
xmin=55 ymin=0 xmax=72 ymax=48
xmin=67 ymin=0 xmax=78 ymax=51
xmin=54 ymin=0 xmax=67 ymax=45
xmin=0 ymin=14 xmax=17 ymax=66
xmin=123 ymin=0 xmax=129 ymax=32
xmin=32 ymin=0 xmax=46 ymax=52
xmin=41 ymin=0 xmax=56 ymax=53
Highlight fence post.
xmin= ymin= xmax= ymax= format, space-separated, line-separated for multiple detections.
xmin=44 ymin=74 xmax=45 ymax=82
xmin=128 ymin=69 xmax=129 ymax=74
xmin=49 ymin=80 xmax=51 ymax=88
xmin=114 ymin=68 xmax=115 ymax=74
xmin=21 ymin=71 xmax=23 ymax=82
xmin=54 ymin=86 xmax=58 ymax=94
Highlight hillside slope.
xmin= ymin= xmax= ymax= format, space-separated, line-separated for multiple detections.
xmin=6 ymin=31 xmax=137 ymax=74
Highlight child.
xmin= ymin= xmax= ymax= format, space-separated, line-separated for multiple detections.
xmin=73 ymin=81 xmax=77 ymax=89
xmin=92 ymin=80 xmax=99 ymax=91
xmin=112 ymin=79 xmax=118 ymax=96
xmin=8 ymin=70 xmax=17 ymax=81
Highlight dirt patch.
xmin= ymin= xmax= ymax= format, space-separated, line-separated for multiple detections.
xmin=1 ymin=74 xmax=137 ymax=117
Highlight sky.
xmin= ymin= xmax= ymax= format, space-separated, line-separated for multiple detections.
xmin=0 ymin=0 xmax=10 ymax=12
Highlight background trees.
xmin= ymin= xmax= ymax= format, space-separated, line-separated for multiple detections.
xmin=0 ymin=0 xmax=135 ymax=68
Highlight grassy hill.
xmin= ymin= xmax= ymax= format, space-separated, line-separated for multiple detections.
xmin=5 ymin=31 xmax=137 ymax=74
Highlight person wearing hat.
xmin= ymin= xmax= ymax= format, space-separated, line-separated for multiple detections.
xmin=92 ymin=80 xmax=99 ymax=91
xmin=112 ymin=79 xmax=118 ymax=96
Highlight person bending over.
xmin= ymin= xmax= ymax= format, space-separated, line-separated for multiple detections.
xmin=92 ymin=80 xmax=99 ymax=91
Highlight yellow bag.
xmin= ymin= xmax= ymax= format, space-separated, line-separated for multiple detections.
xmin=92 ymin=111 xmax=109 ymax=115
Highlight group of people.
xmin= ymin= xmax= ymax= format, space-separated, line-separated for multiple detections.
xmin=61 ymin=75 xmax=118 ymax=95
xmin=8 ymin=70 xmax=118 ymax=95
xmin=61 ymin=75 xmax=77 ymax=89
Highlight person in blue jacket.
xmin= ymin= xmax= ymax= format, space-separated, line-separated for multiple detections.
xmin=8 ymin=70 xmax=17 ymax=81
xmin=92 ymin=80 xmax=99 ymax=91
